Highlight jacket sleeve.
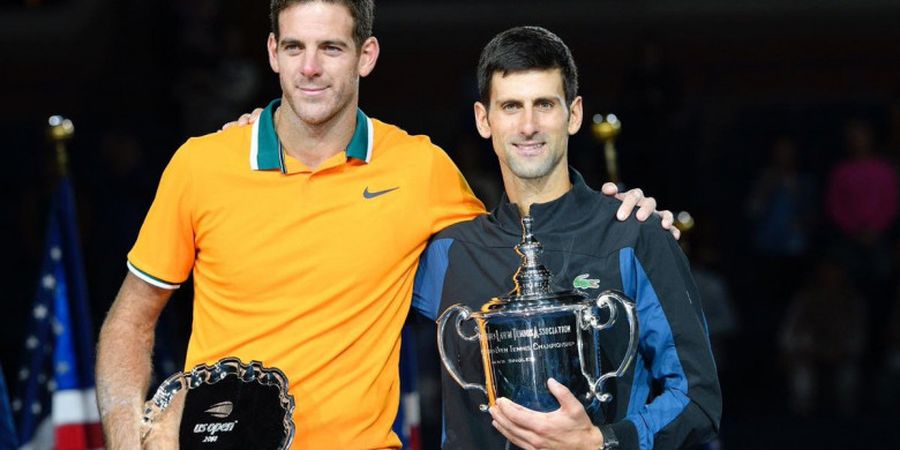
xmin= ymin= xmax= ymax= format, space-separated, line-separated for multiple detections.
xmin=610 ymin=222 xmax=722 ymax=450
xmin=412 ymin=238 xmax=455 ymax=321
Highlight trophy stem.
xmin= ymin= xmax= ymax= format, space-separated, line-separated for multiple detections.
xmin=512 ymin=216 xmax=553 ymax=297
xmin=604 ymin=141 xmax=619 ymax=184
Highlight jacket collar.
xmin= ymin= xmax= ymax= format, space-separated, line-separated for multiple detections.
xmin=491 ymin=168 xmax=596 ymax=233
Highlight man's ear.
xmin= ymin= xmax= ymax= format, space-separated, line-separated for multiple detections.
xmin=567 ymin=96 xmax=583 ymax=135
xmin=267 ymin=33 xmax=280 ymax=73
xmin=474 ymin=101 xmax=492 ymax=139
xmin=358 ymin=36 xmax=380 ymax=77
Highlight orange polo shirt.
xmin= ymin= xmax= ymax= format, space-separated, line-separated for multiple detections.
xmin=127 ymin=99 xmax=485 ymax=449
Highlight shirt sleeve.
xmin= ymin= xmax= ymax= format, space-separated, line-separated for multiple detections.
xmin=126 ymin=142 xmax=197 ymax=289
xmin=412 ymin=238 xmax=455 ymax=321
xmin=612 ymin=221 xmax=722 ymax=450
xmin=425 ymin=145 xmax=485 ymax=235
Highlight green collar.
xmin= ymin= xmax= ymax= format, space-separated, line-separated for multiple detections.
xmin=250 ymin=98 xmax=373 ymax=171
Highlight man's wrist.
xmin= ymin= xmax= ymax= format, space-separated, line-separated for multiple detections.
xmin=598 ymin=424 xmax=620 ymax=450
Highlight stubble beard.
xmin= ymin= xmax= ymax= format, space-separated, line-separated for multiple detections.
xmin=504 ymin=145 xmax=565 ymax=181
xmin=281 ymin=74 xmax=355 ymax=127
xmin=284 ymin=93 xmax=340 ymax=127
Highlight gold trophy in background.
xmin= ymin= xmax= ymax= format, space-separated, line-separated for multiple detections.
xmin=590 ymin=114 xmax=621 ymax=185
xmin=590 ymin=113 xmax=694 ymax=234
xmin=48 ymin=115 xmax=75 ymax=175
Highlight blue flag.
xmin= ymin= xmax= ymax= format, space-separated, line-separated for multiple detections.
xmin=0 ymin=363 xmax=17 ymax=450
xmin=11 ymin=177 xmax=104 ymax=449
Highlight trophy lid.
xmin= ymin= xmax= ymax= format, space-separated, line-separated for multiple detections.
xmin=482 ymin=216 xmax=584 ymax=313
xmin=511 ymin=216 xmax=553 ymax=297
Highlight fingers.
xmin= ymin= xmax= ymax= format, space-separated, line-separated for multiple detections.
xmin=221 ymin=114 xmax=251 ymax=131
xmin=615 ymin=188 xmax=643 ymax=221
xmin=249 ymin=107 xmax=264 ymax=124
xmin=490 ymin=399 xmax=541 ymax=448
xmin=547 ymin=378 xmax=582 ymax=413
xmin=493 ymin=398 xmax=545 ymax=431
xmin=612 ymin=189 xmax=683 ymax=240
xmin=491 ymin=391 xmax=599 ymax=449
xmin=220 ymin=120 xmax=240 ymax=131
xmin=657 ymin=210 xmax=682 ymax=240
xmin=601 ymin=182 xmax=619 ymax=196
xmin=491 ymin=398 xmax=546 ymax=431
xmin=635 ymin=196 xmax=657 ymax=222
xmin=659 ymin=210 xmax=674 ymax=229
xmin=491 ymin=420 xmax=536 ymax=450
xmin=221 ymin=108 xmax=265 ymax=131
xmin=491 ymin=416 xmax=535 ymax=448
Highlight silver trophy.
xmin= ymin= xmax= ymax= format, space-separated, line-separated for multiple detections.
xmin=437 ymin=216 xmax=639 ymax=412
xmin=140 ymin=357 xmax=295 ymax=449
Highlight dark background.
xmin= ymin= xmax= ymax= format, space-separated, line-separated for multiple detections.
xmin=3 ymin=0 xmax=900 ymax=448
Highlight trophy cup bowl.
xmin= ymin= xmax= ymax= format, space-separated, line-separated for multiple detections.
xmin=437 ymin=217 xmax=639 ymax=413
xmin=140 ymin=357 xmax=295 ymax=450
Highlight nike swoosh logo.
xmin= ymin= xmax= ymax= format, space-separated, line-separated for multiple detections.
xmin=363 ymin=186 xmax=400 ymax=199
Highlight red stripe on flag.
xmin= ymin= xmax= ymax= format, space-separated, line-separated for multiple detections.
xmin=55 ymin=422 xmax=104 ymax=450
xmin=408 ymin=425 xmax=421 ymax=450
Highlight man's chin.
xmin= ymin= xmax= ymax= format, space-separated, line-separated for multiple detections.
xmin=292 ymin=107 xmax=336 ymax=127
xmin=509 ymin=166 xmax=552 ymax=180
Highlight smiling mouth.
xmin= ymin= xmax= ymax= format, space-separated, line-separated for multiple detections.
xmin=299 ymin=86 xmax=328 ymax=95
xmin=512 ymin=142 xmax=546 ymax=155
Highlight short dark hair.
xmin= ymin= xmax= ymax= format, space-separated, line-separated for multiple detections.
xmin=477 ymin=26 xmax=579 ymax=108
xmin=270 ymin=0 xmax=374 ymax=49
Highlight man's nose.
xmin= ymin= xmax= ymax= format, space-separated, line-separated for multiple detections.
xmin=519 ymin=108 xmax=539 ymax=137
xmin=300 ymin=52 xmax=322 ymax=78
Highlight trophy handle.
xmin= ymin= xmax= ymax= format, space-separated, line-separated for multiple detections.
xmin=437 ymin=304 xmax=489 ymax=407
xmin=579 ymin=290 xmax=639 ymax=403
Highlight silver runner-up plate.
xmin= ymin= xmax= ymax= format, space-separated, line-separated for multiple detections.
xmin=140 ymin=357 xmax=295 ymax=450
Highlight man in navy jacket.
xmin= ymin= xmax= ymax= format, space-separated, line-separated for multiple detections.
xmin=413 ymin=26 xmax=721 ymax=450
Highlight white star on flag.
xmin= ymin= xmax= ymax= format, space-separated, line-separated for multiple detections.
xmin=41 ymin=275 xmax=56 ymax=290
xmin=33 ymin=304 xmax=48 ymax=320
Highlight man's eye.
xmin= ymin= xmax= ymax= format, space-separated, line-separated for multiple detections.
xmin=324 ymin=46 xmax=342 ymax=54
xmin=502 ymin=103 xmax=520 ymax=111
xmin=537 ymin=101 xmax=554 ymax=110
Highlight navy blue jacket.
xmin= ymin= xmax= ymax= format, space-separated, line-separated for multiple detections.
xmin=412 ymin=171 xmax=721 ymax=450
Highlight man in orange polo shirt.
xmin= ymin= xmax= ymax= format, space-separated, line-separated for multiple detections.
xmin=95 ymin=1 xmax=667 ymax=449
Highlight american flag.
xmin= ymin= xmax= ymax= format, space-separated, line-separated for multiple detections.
xmin=11 ymin=177 xmax=104 ymax=450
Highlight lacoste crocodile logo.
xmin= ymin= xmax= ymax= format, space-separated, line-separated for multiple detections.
xmin=573 ymin=274 xmax=600 ymax=290
xmin=363 ymin=186 xmax=400 ymax=199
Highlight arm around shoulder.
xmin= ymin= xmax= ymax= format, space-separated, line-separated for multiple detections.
xmin=96 ymin=271 xmax=174 ymax=450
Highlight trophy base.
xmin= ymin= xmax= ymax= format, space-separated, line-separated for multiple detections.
xmin=177 ymin=377 xmax=285 ymax=449
xmin=141 ymin=358 xmax=295 ymax=450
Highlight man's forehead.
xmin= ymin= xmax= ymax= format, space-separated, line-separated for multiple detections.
xmin=277 ymin=1 xmax=354 ymax=40
xmin=490 ymin=68 xmax=565 ymax=100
